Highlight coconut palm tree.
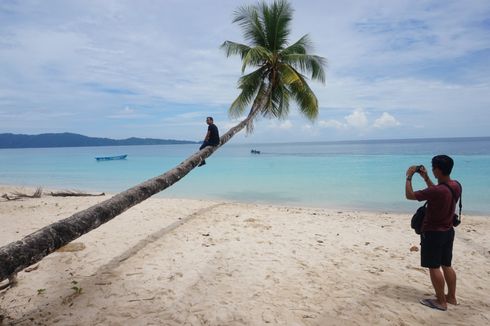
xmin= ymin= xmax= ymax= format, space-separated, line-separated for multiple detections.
xmin=221 ymin=0 xmax=326 ymax=132
xmin=0 ymin=0 xmax=326 ymax=283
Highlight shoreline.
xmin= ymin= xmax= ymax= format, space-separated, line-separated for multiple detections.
xmin=1 ymin=184 xmax=489 ymax=325
xmin=1 ymin=183 xmax=488 ymax=216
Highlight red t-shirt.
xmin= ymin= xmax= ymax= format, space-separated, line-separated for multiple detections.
xmin=414 ymin=180 xmax=461 ymax=232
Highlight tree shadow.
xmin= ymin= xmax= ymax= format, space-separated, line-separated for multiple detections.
xmin=374 ymin=282 xmax=430 ymax=303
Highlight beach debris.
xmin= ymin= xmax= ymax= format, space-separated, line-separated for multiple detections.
xmin=128 ymin=297 xmax=155 ymax=302
xmin=410 ymin=245 xmax=419 ymax=252
xmin=1 ymin=187 xmax=43 ymax=201
xmin=365 ymin=242 xmax=370 ymax=246
xmin=71 ymin=281 xmax=83 ymax=294
xmin=95 ymin=282 xmax=112 ymax=286
xmin=317 ymin=240 xmax=324 ymax=243
xmin=56 ymin=242 xmax=86 ymax=252
xmin=50 ymin=190 xmax=105 ymax=197
xmin=71 ymin=286 xmax=82 ymax=294
xmin=37 ymin=288 xmax=46 ymax=295
xmin=1 ymin=194 xmax=20 ymax=201
xmin=202 ymin=233 xmax=210 ymax=236
xmin=62 ymin=283 xmax=83 ymax=305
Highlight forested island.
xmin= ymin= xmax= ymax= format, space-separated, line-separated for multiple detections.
xmin=0 ymin=132 xmax=199 ymax=149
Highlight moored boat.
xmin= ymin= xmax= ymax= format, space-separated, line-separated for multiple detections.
xmin=95 ymin=154 xmax=128 ymax=161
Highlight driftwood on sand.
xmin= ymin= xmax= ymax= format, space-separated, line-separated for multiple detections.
xmin=50 ymin=191 xmax=105 ymax=197
xmin=1 ymin=187 xmax=43 ymax=201
xmin=1 ymin=188 xmax=105 ymax=201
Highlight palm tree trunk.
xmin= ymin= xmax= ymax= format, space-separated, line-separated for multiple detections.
xmin=0 ymin=88 xmax=271 ymax=283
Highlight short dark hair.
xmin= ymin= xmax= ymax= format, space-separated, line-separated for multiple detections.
xmin=206 ymin=117 xmax=213 ymax=121
xmin=432 ymin=155 xmax=454 ymax=176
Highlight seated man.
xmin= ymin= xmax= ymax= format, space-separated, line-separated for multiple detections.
xmin=198 ymin=117 xmax=219 ymax=167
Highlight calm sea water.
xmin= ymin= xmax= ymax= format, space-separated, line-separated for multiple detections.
xmin=0 ymin=137 xmax=489 ymax=214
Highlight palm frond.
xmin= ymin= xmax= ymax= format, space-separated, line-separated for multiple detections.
xmin=261 ymin=0 xmax=292 ymax=52
xmin=282 ymin=53 xmax=327 ymax=83
xmin=262 ymin=82 xmax=290 ymax=119
xmin=241 ymin=46 xmax=272 ymax=72
xmin=287 ymin=67 xmax=319 ymax=120
xmin=245 ymin=82 xmax=272 ymax=133
xmin=229 ymin=68 xmax=267 ymax=118
xmin=281 ymin=34 xmax=312 ymax=56
xmin=229 ymin=85 xmax=259 ymax=119
xmin=233 ymin=5 xmax=268 ymax=47
xmin=221 ymin=41 xmax=251 ymax=59
xmin=277 ymin=63 xmax=302 ymax=85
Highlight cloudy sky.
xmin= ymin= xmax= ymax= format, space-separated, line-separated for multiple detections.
xmin=1 ymin=0 xmax=489 ymax=143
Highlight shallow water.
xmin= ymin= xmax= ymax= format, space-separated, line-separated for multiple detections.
xmin=1 ymin=137 xmax=489 ymax=214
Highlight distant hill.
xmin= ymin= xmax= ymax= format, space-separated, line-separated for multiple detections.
xmin=0 ymin=133 xmax=200 ymax=149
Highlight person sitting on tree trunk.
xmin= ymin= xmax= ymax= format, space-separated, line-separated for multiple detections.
xmin=198 ymin=117 xmax=219 ymax=167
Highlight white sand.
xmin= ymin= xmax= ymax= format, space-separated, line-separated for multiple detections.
xmin=1 ymin=185 xmax=489 ymax=325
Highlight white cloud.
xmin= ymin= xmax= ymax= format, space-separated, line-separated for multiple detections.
xmin=267 ymin=120 xmax=293 ymax=130
xmin=373 ymin=112 xmax=401 ymax=128
xmin=318 ymin=109 xmax=401 ymax=132
xmin=280 ymin=120 xmax=293 ymax=130
xmin=345 ymin=108 xmax=369 ymax=128
xmin=107 ymin=106 xmax=148 ymax=119
xmin=319 ymin=119 xmax=345 ymax=129
xmin=318 ymin=108 xmax=369 ymax=130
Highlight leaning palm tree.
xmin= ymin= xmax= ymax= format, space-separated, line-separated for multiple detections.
xmin=0 ymin=0 xmax=326 ymax=283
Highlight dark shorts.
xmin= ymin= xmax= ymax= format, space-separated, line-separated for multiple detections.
xmin=420 ymin=228 xmax=455 ymax=268
xmin=199 ymin=141 xmax=218 ymax=150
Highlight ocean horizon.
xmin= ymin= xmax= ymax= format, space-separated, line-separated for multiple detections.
xmin=1 ymin=136 xmax=489 ymax=214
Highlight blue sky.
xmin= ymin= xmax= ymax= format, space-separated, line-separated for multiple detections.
xmin=0 ymin=0 xmax=489 ymax=143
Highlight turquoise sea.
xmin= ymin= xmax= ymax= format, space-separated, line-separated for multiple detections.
xmin=0 ymin=137 xmax=489 ymax=214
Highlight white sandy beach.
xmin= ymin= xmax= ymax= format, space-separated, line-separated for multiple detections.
xmin=1 ymin=185 xmax=489 ymax=325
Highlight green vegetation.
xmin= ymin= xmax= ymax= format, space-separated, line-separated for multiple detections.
xmin=221 ymin=0 xmax=326 ymax=131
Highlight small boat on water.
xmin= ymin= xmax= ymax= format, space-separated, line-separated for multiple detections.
xmin=95 ymin=154 xmax=128 ymax=161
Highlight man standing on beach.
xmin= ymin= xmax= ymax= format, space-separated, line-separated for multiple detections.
xmin=405 ymin=155 xmax=461 ymax=311
xmin=198 ymin=117 xmax=220 ymax=167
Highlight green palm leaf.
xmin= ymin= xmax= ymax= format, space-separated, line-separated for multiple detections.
xmin=221 ymin=41 xmax=251 ymax=59
xmin=283 ymin=53 xmax=327 ymax=83
xmin=229 ymin=67 xmax=267 ymax=118
xmin=241 ymin=46 xmax=272 ymax=72
xmin=281 ymin=34 xmax=312 ymax=55
xmin=233 ymin=5 xmax=268 ymax=47
xmin=289 ymin=72 xmax=319 ymax=120
xmin=261 ymin=0 xmax=292 ymax=51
